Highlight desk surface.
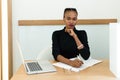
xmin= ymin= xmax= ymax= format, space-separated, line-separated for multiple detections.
xmin=11 ymin=60 xmax=116 ymax=80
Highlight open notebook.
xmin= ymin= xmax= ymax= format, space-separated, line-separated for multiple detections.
xmin=17 ymin=40 xmax=56 ymax=74
xmin=53 ymin=56 xmax=102 ymax=72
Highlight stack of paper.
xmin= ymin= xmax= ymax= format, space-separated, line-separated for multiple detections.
xmin=53 ymin=58 xmax=102 ymax=72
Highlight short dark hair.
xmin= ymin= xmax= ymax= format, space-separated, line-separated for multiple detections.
xmin=63 ymin=8 xmax=78 ymax=18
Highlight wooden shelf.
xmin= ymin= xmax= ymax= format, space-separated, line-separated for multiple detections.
xmin=18 ymin=19 xmax=117 ymax=26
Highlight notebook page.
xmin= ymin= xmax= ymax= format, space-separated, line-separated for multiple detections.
xmin=53 ymin=58 xmax=102 ymax=72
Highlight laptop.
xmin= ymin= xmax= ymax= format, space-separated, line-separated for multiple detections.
xmin=16 ymin=40 xmax=56 ymax=74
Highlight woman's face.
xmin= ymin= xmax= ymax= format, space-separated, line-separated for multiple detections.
xmin=63 ymin=11 xmax=78 ymax=29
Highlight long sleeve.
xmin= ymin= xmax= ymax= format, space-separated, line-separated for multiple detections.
xmin=52 ymin=31 xmax=60 ymax=60
xmin=52 ymin=28 xmax=90 ymax=60
xmin=77 ymin=31 xmax=90 ymax=60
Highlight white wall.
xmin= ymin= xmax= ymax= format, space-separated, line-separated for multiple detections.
xmin=18 ymin=25 xmax=109 ymax=60
xmin=2 ymin=0 xmax=9 ymax=80
xmin=12 ymin=0 xmax=120 ymax=74
xmin=109 ymin=23 xmax=120 ymax=78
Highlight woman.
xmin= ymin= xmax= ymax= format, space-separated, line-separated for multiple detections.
xmin=52 ymin=8 xmax=90 ymax=68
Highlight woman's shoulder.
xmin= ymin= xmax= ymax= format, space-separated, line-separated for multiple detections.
xmin=76 ymin=30 xmax=88 ymax=38
xmin=76 ymin=30 xmax=87 ymax=34
xmin=52 ymin=30 xmax=63 ymax=35
xmin=53 ymin=30 xmax=62 ymax=33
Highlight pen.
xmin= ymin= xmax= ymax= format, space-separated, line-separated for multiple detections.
xmin=77 ymin=54 xmax=84 ymax=64
xmin=77 ymin=54 xmax=82 ymax=61
xmin=77 ymin=55 xmax=81 ymax=60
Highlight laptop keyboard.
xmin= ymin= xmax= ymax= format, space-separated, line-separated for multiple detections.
xmin=27 ymin=62 xmax=42 ymax=71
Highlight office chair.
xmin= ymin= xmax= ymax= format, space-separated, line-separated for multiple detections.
xmin=36 ymin=46 xmax=54 ymax=60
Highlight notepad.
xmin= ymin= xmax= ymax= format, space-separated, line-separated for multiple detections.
xmin=53 ymin=57 xmax=102 ymax=72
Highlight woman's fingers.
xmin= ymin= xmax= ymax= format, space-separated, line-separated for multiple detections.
xmin=70 ymin=59 xmax=83 ymax=68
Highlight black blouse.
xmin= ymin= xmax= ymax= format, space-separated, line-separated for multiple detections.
xmin=52 ymin=27 xmax=90 ymax=60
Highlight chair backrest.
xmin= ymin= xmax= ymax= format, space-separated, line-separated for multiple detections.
xmin=36 ymin=46 xmax=54 ymax=60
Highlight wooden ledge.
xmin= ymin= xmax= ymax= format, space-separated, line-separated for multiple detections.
xmin=18 ymin=19 xmax=117 ymax=26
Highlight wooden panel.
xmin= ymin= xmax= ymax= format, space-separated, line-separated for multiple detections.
xmin=8 ymin=0 xmax=13 ymax=79
xmin=0 ymin=0 xmax=2 ymax=79
xmin=18 ymin=19 xmax=117 ymax=26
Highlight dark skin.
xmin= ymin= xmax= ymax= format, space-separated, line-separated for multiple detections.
xmin=56 ymin=10 xmax=84 ymax=68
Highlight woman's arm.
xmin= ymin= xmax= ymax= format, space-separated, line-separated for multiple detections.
xmin=52 ymin=31 xmax=83 ymax=68
xmin=65 ymin=29 xmax=84 ymax=49
xmin=57 ymin=55 xmax=83 ymax=68
xmin=77 ymin=31 xmax=90 ymax=60
xmin=65 ymin=29 xmax=90 ymax=60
